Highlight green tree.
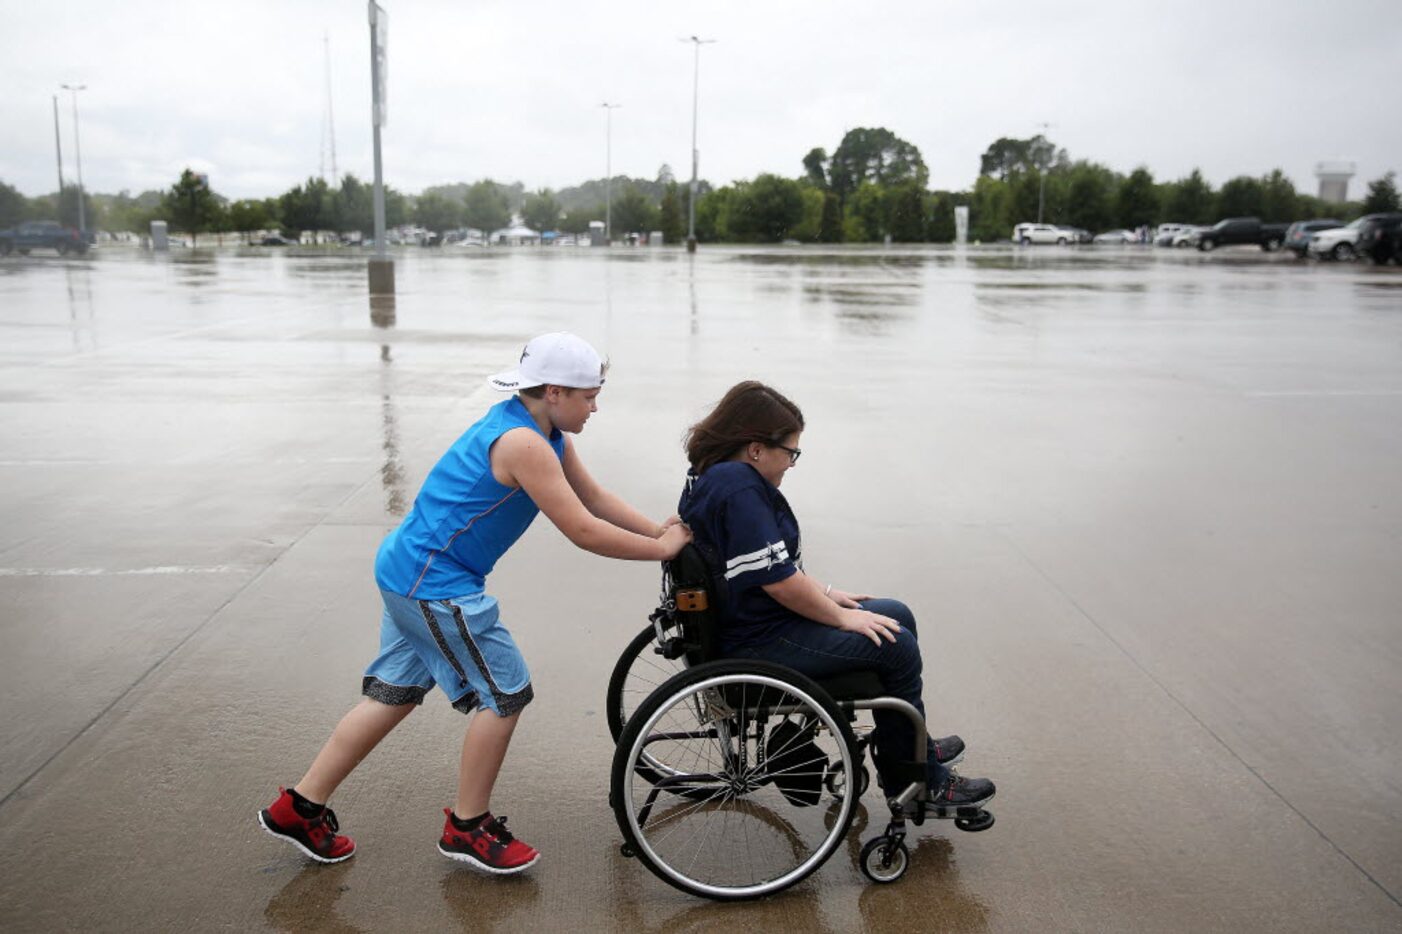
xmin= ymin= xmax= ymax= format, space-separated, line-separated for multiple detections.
xmin=695 ymin=186 xmax=737 ymax=241
xmin=828 ymin=127 xmax=928 ymax=203
xmin=226 ymin=199 xmax=276 ymax=242
xmin=845 ymin=183 xmax=887 ymax=241
xmin=802 ymin=147 xmax=828 ymax=189
xmin=1063 ymin=162 xmax=1116 ymax=232
xmin=788 ymin=185 xmax=826 ymax=242
xmin=463 ymin=179 xmax=511 ymax=235
xmin=1361 ymin=172 xmax=1400 ymax=213
xmin=558 ymin=205 xmax=598 ymax=235
xmin=1164 ymin=169 xmax=1215 ymax=224
xmin=658 ymin=182 xmax=685 ymax=244
xmin=279 ymin=177 xmax=335 ymax=235
xmin=979 ymin=134 xmax=1066 ymax=179
xmin=926 ymin=192 xmax=957 ymax=243
xmin=162 ymin=169 xmax=223 ymax=245
xmin=886 ymin=182 xmax=928 ymax=242
xmin=1116 ymin=167 xmax=1159 ymax=229
xmin=970 ymin=174 xmax=1012 ymax=241
xmin=610 ymin=185 xmax=659 ymax=235
xmin=1010 ymin=170 xmax=1044 ymax=225
xmin=0 ymin=180 xmax=27 ymax=228
xmin=1217 ymin=176 xmax=1264 ymax=219
xmin=1259 ymin=169 xmax=1299 ymax=223
xmin=521 ymin=189 xmax=561 ymax=232
xmin=727 ymin=174 xmax=805 ymax=242
xmin=414 ymin=192 xmax=461 ymax=232
xmin=817 ymin=192 xmax=843 ymax=243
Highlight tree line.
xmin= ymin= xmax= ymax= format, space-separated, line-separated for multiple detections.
xmin=2 ymin=131 xmax=1398 ymax=244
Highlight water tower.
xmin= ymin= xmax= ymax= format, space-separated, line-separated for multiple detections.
xmin=1315 ymin=160 xmax=1356 ymax=203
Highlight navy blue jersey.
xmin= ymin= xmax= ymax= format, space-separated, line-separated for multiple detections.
xmin=678 ymin=461 xmax=802 ymax=652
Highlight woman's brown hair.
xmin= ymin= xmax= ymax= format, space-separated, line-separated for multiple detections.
xmin=684 ymin=381 xmax=805 ymax=474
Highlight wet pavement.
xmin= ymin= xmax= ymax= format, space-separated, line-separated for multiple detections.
xmin=1 ymin=244 xmax=1399 ymax=931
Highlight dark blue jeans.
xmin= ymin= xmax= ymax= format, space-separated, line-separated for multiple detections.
xmin=727 ymin=598 xmax=949 ymax=793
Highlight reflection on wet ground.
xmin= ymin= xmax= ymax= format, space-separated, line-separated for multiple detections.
xmin=0 ymin=246 xmax=1399 ymax=930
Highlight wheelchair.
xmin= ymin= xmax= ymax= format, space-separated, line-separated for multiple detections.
xmin=606 ymin=544 xmax=995 ymax=901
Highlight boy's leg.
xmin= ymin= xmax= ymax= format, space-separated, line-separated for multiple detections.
xmin=454 ymin=708 xmax=520 ymax=818
xmin=297 ymin=697 xmax=417 ymax=803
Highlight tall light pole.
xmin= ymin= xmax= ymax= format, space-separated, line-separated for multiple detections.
xmin=1035 ymin=121 xmax=1054 ymax=225
xmin=61 ymin=84 xmax=86 ymax=235
xmin=52 ymin=95 xmax=65 ymax=201
xmin=601 ymin=102 xmax=621 ymax=242
xmin=681 ymin=35 xmax=715 ymax=253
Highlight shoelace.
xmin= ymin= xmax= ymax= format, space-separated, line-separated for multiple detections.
xmin=319 ymin=807 xmax=340 ymax=834
xmin=484 ymin=816 xmax=515 ymax=843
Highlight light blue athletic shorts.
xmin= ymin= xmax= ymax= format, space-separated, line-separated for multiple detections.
xmin=362 ymin=589 xmax=533 ymax=716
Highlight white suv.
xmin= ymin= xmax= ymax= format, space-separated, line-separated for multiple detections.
xmin=1013 ymin=223 xmax=1069 ymax=245
xmin=1308 ymin=217 xmax=1366 ymax=261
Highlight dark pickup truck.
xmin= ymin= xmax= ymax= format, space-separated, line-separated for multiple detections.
xmin=0 ymin=221 xmax=89 ymax=256
xmin=1196 ymin=217 xmax=1288 ymax=252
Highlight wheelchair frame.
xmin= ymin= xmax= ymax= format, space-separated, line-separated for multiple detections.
xmin=606 ymin=546 xmax=994 ymax=900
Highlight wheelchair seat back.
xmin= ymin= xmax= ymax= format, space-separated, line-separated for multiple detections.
xmin=665 ymin=542 xmax=727 ymax=666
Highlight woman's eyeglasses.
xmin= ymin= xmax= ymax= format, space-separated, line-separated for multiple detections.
xmin=771 ymin=443 xmax=802 ymax=466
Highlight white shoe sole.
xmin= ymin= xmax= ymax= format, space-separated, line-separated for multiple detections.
xmin=438 ymin=843 xmax=540 ymax=875
xmin=257 ymin=810 xmax=354 ymax=864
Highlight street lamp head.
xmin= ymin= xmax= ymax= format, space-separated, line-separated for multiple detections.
xmin=61 ymin=83 xmax=86 ymax=92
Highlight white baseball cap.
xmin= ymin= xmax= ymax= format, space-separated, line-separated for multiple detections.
xmin=487 ymin=332 xmax=606 ymax=391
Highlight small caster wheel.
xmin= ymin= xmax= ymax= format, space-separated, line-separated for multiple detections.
xmin=955 ymin=811 xmax=995 ymax=832
xmin=825 ymin=763 xmax=869 ymax=801
xmin=859 ymin=836 xmax=909 ymax=884
xmin=619 ymin=842 xmax=636 ymax=858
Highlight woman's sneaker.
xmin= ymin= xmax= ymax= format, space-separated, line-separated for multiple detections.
xmin=931 ymin=734 xmax=965 ymax=767
xmin=929 ymin=772 xmax=996 ymax=809
xmin=257 ymin=787 xmax=356 ymax=863
xmin=438 ymin=810 xmax=540 ymax=874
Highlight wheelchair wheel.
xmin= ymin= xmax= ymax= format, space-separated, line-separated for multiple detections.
xmin=611 ymin=660 xmax=858 ymax=901
xmin=606 ymin=624 xmax=687 ymax=743
xmin=859 ymin=836 xmax=909 ymax=884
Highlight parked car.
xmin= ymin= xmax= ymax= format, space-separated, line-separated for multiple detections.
xmin=1153 ymin=223 xmax=1194 ymax=246
xmin=1308 ymin=215 xmax=1385 ymax=261
xmin=259 ymin=235 xmax=294 ymax=246
xmin=1196 ymin=217 xmax=1289 ymax=252
xmin=0 ymin=220 xmax=89 ymax=256
xmin=1057 ymin=226 xmax=1092 ymax=244
xmin=1092 ymin=229 xmax=1137 ymax=244
xmin=1013 ymin=223 xmax=1071 ymax=245
xmin=1171 ymin=226 xmax=1206 ymax=248
xmin=1356 ymin=213 xmax=1402 ymax=264
xmin=1284 ymin=220 xmax=1342 ymax=258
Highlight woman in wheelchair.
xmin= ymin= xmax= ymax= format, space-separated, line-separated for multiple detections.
xmin=678 ymin=380 xmax=995 ymax=809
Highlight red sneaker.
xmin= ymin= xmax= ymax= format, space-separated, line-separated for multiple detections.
xmin=437 ymin=810 xmax=539 ymax=874
xmin=257 ymin=787 xmax=356 ymax=863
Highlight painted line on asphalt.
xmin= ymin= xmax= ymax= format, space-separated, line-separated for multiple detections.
xmin=0 ymin=565 xmax=254 ymax=577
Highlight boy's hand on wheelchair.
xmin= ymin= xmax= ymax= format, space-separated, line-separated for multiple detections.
xmin=829 ymin=588 xmax=875 ymax=609
xmin=658 ymin=522 xmax=692 ymax=557
xmin=838 ymin=608 xmax=901 ymax=645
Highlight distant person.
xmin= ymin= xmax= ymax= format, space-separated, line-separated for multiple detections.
xmin=258 ymin=333 xmax=691 ymax=874
xmin=676 ymin=381 xmax=995 ymax=807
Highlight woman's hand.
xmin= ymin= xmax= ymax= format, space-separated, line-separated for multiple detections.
xmin=656 ymin=514 xmax=684 ymax=537
xmin=827 ymin=587 xmax=875 ymax=609
xmin=836 ymin=608 xmax=901 ymax=646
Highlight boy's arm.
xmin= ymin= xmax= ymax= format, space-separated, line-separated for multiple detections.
xmin=560 ymin=435 xmax=673 ymax=537
xmin=496 ymin=428 xmax=689 ymax=560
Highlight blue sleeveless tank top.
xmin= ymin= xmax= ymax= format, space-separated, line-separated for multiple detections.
xmin=374 ymin=396 xmax=565 ymax=599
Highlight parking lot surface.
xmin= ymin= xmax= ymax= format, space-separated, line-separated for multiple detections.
xmin=1 ymin=245 xmax=1399 ymax=931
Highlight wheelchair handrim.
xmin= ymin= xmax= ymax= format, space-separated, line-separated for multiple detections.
xmin=622 ymin=672 xmax=856 ymax=899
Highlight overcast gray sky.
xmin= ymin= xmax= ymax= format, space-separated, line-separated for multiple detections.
xmin=3 ymin=0 xmax=1398 ymax=201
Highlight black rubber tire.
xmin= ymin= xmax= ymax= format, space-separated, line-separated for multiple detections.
xmin=1262 ymin=237 xmax=1282 ymax=252
xmin=606 ymin=623 xmax=688 ymax=743
xmin=611 ymin=659 xmax=858 ymax=901
xmin=859 ymin=836 xmax=909 ymax=884
xmin=1198 ymin=239 xmax=1215 ymax=252
xmin=0 ymin=240 xmax=11 ymax=256
xmin=1331 ymin=243 xmax=1355 ymax=261
xmin=1056 ymin=238 xmax=1067 ymax=246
